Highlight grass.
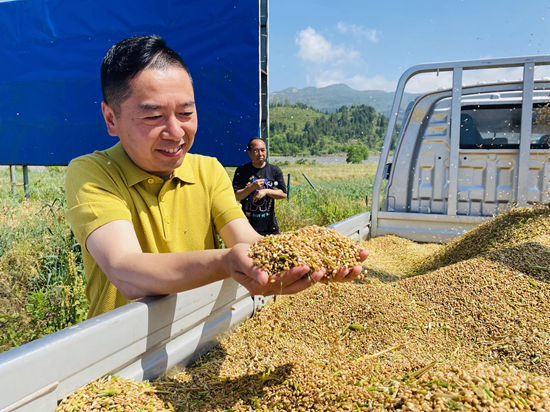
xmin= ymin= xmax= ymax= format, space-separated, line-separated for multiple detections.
xmin=269 ymin=105 xmax=325 ymax=134
xmin=0 ymin=167 xmax=87 ymax=353
xmin=227 ymin=161 xmax=376 ymax=230
xmin=0 ymin=161 xmax=378 ymax=353
xmin=276 ymin=162 xmax=376 ymax=230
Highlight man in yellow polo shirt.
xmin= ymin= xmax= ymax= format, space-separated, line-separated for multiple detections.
xmin=65 ymin=35 xmax=369 ymax=318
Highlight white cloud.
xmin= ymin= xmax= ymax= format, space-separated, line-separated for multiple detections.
xmin=313 ymin=69 xmax=347 ymax=88
xmin=295 ymin=27 xmax=360 ymax=64
xmin=307 ymin=65 xmax=544 ymax=94
xmin=295 ymin=27 xmax=393 ymax=91
xmin=336 ymin=22 xmax=347 ymax=33
xmin=312 ymin=70 xmax=396 ymax=92
xmin=337 ymin=22 xmax=380 ymax=43
xmin=347 ymin=74 xmax=396 ymax=91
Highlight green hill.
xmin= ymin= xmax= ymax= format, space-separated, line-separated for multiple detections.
xmin=269 ymin=83 xmax=418 ymax=119
xmin=269 ymin=102 xmax=394 ymax=156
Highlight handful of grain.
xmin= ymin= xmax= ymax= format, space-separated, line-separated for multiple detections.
xmin=249 ymin=225 xmax=364 ymax=279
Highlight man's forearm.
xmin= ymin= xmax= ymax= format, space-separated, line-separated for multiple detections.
xmin=264 ymin=188 xmax=287 ymax=200
xmin=235 ymin=186 xmax=254 ymax=201
xmin=87 ymin=218 xmax=262 ymax=301
xmin=97 ymin=246 xmax=232 ymax=300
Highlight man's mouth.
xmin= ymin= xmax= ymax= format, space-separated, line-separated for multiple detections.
xmin=159 ymin=145 xmax=183 ymax=156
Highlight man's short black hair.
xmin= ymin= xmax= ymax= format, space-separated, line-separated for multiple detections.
xmin=247 ymin=137 xmax=265 ymax=151
xmin=101 ymin=35 xmax=193 ymax=116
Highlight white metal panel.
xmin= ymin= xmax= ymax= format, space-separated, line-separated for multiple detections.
xmin=327 ymin=212 xmax=371 ymax=242
xmin=375 ymin=211 xmax=489 ymax=243
xmin=113 ymin=293 xmax=254 ymax=382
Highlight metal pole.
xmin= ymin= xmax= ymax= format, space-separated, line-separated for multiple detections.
xmin=287 ymin=173 xmax=291 ymax=202
xmin=23 ymin=165 xmax=29 ymax=200
xmin=10 ymin=165 xmax=17 ymax=196
xmin=302 ymin=173 xmax=318 ymax=192
xmin=447 ymin=67 xmax=463 ymax=216
xmin=517 ymin=62 xmax=535 ymax=207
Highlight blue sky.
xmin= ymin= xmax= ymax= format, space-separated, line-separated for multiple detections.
xmin=268 ymin=0 xmax=550 ymax=94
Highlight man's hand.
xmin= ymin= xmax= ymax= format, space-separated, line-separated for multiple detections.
xmin=222 ymin=220 xmax=326 ymax=295
xmin=318 ymin=249 xmax=369 ymax=284
xmin=252 ymin=189 xmax=268 ymax=203
xmin=247 ymin=178 xmax=265 ymax=191
xmin=235 ymin=179 xmax=266 ymax=201
xmin=226 ymin=243 xmax=325 ymax=295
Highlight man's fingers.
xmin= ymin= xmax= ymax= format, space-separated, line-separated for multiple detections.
xmin=252 ymin=266 xmax=324 ymax=295
xmin=318 ymin=264 xmax=363 ymax=284
xmin=268 ymin=265 xmax=310 ymax=285
xmin=359 ymin=249 xmax=369 ymax=261
xmin=274 ymin=271 xmax=324 ymax=295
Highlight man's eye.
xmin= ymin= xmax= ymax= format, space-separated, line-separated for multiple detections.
xmin=146 ymin=115 xmax=162 ymax=120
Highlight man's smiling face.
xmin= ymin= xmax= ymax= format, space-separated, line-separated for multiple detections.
xmin=248 ymin=138 xmax=267 ymax=168
xmin=101 ymin=66 xmax=197 ymax=180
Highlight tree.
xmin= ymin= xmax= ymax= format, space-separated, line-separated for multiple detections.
xmin=346 ymin=143 xmax=369 ymax=164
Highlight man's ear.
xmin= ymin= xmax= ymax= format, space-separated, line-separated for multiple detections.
xmin=101 ymin=102 xmax=119 ymax=137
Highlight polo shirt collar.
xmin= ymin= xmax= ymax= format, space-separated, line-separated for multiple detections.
xmin=108 ymin=142 xmax=196 ymax=187
xmin=172 ymin=155 xmax=196 ymax=184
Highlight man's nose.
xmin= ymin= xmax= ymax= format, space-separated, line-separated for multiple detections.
xmin=163 ymin=115 xmax=185 ymax=140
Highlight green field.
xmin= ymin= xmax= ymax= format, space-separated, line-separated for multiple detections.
xmin=0 ymin=162 xmax=377 ymax=353
xmin=227 ymin=160 xmax=376 ymax=231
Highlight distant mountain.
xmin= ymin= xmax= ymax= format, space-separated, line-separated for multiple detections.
xmin=269 ymin=84 xmax=419 ymax=119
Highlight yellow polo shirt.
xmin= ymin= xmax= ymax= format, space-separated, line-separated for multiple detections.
xmin=65 ymin=142 xmax=245 ymax=318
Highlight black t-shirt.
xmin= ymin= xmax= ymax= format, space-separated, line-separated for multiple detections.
xmin=232 ymin=162 xmax=287 ymax=235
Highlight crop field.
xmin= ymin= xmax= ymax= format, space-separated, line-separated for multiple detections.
xmin=0 ymin=166 xmax=87 ymax=352
xmin=227 ymin=161 xmax=377 ymax=231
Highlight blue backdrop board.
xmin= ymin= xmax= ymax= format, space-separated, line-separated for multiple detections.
xmin=0 ymin=0 xmax=260 ymax=166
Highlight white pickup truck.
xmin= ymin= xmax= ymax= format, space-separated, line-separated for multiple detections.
xmin=371 ymin=54 xmax=550 ymax=243
xmin=1 ymin=54 xmax=549 ymax=412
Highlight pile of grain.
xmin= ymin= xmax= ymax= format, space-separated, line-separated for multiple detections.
xmin=56 ymin=375 xmax=169 ymax=411
xmin=417 ymin=204 xmax=550 ymax=274
xmin=56 ymin=205 xmax=550 ymax=411
xmin=249 ymin=225 xmax=364 ymax=278
xmin=361 ymin=235 xmax=441 ymax=282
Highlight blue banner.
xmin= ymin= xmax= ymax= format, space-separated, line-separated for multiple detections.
xmin=0 ymin=0 xmax=260 ymax=166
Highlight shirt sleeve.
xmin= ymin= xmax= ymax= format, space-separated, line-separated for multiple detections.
xmin=273 ymin=165 xmax=287 ymax=194
xmin=65 ymin=156 xmax=132 ymax=250
xmin=211 ymin=160 xmax=246 ymax=232
xmin=232 ymin=165 xmax=247 ymax=191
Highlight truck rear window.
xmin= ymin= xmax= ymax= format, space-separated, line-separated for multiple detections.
xmin=460 ymin=103 xmax=550 ymax=149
